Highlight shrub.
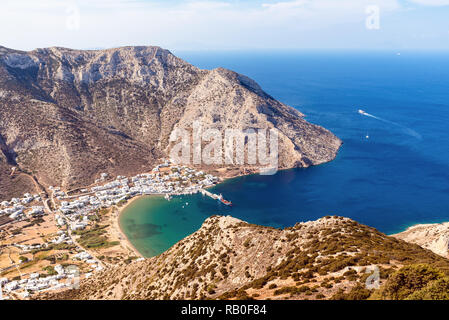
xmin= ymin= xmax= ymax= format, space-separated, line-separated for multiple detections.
xmin=43 ymin=265 xmax=57 ymax=275
xmin=406 ymin=278 xmax=449 ymax=300
xmin=372 ymin=264 xmax=445 ymax=300
xmin=331 ymin=284 xmax=371 ymax=300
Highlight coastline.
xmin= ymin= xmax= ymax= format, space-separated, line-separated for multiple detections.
xmin=112 ymin=158 xmax=344 ymax=259
xmin=389 ymin=219 xmax=449 ymax=236
xmin=115 ymin=196 xmax=149 ymax=258
xmin=113 ymin=168 xmax=449 ymax=260
xmin=113 ymin=175 xmax=236 ymax=258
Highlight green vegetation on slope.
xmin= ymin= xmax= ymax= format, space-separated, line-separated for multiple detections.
xmin=371 ymin=264 xmax=449 ymax=300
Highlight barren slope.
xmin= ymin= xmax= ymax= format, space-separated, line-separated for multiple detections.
xmin=393 ymin=222 xmax=449 ymax=258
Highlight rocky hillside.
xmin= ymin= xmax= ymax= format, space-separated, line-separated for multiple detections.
xmin=0 ymin=45 xmax=341 ymax=200
xmin=42 ymin=215 xmax=449 ymax=300
xmin=393 ymin=222 xmax=449 ymax=258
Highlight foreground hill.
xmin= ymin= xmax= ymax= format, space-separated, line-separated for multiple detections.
xmin=43 ymin=215 xmax=449 ymax=300
xmin=0 ymin=45 xmax=341 ymax=200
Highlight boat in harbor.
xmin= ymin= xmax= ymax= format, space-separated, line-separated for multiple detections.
xmin=220 ymin=198 xmax=232 ymax=206
xmin=218 ymin=194 xmax=232 ymax=206
xmin=199 ymin=189 xmax=232 ymax=206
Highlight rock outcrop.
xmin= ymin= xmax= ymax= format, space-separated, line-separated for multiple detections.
xmin=0 ymin=45 xmax=341 ymax=200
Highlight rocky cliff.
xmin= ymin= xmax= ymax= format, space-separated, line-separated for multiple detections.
xmin=42 ymin=215 xmax=449 ymax=300
xmin=0 ymin=45 xmax=341 ymax=200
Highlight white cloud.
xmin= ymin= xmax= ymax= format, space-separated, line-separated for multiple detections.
xmin=0 ymin=0 xmax=447 ymax=51
xmin=408 ymin=0 xmax=449 ymax=6
xmin=262 ymin=0 xmax=308 ymax=9
xmin=262 ymin=0 xmax=399 ymax=11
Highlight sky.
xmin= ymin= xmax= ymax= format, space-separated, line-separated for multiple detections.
xmin=1 ymin=0 xmax=449 ymax=51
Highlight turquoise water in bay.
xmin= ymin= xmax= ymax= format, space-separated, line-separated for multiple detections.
xmin=120 ymin=51 xmax=449 ymax=257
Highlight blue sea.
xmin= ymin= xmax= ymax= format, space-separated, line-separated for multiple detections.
xmin=120 ymin=50 xmax=449 ymax=257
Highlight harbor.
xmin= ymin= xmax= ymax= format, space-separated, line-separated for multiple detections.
xmin=199 ymin=189 xmax=233 ymax=206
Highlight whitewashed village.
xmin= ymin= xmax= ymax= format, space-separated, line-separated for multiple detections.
xmin=0 ymin=160 xmax=219 ymax=299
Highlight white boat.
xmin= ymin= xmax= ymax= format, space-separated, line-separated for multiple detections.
xmin=164 ymin=194 xmax=171 ymax=201
xmin=358 ymin=109 xmax=369 ymax=116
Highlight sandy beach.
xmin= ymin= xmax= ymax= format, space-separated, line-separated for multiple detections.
xmin=114 ymin=196 xmax=149 ymax=258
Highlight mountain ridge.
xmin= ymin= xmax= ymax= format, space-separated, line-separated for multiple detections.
xmin=41 ymin=215 xmax=449 ymax=300
xmin=0 ymin=45 xmax=341 ymax=200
